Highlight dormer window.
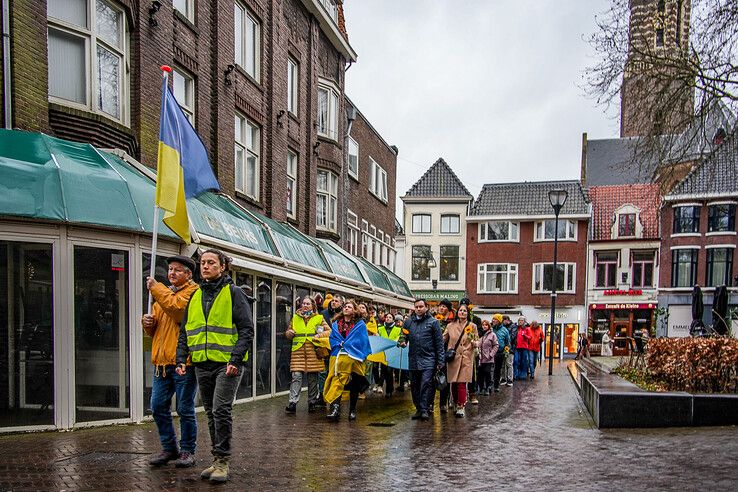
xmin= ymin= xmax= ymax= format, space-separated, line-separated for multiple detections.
xmin=612 ymin=204 xmax=642 ymax=239
xmin=618 ymin=213 xmax=636 ymax=237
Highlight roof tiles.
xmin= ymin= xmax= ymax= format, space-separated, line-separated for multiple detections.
xmin=469 ymin=180 xmax=589 ymax=217
xmin=404 ymin=158 xmax=472 ymax=199
xmin=588 ymin=184 xmax=661 ymax=240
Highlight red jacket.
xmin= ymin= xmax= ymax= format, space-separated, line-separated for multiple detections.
xmin=528 ymin=326 xmax=544 ymax=353
xmin=516 ymin=325 xmax=531 ymax=350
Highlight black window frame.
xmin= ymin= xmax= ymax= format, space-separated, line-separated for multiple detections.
xmin=411 ymin=245 xmax=431 ymax=281
xmin=707 ymin=204 xmax=736 ymax=233
xmin=439 ymin=245 xmax=459 ymax=281
xmin=671 ymin=249 xmax=698 ymax=288
xmin=706 ymin=248 xmax=734 ymax=287
xmin=672 ymin=206 xmax=700 ymax=234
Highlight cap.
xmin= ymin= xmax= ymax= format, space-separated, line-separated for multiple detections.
xmin=166 ymin=255 xmax=196 ymax=272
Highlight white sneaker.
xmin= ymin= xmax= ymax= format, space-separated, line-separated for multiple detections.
xmin=375 ymin=387 xmax=384 ymax=395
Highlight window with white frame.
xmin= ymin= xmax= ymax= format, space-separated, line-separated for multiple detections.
xmin=595 ymin=251 xmax=618 ymax=288
xmin=347 ymin=137 xmax=359 ymax=179
xmin=347 ymin=210 xmax=359 ymax=256
xmin=477 ymin=263 xmax=518 ymax=293
xmin=671 ymin=248 xmax=698 ymax=288
xmin=479 ymin=221 xmax=518 ymax=242
xmin=361 ymin=220 xmax=369 ymax=258
xmin=173 ymin=0 xmax=195 ymax=22
xmin=535 ymin=219 xmax=576 ymax=241
xmin=47 ymin=0 xmax=129 ymax=123
xmin=316 ymin=169 xmax=338 ymax=231
xmin=533 ymin=263 xmax=575 ymax=293
xmin=319 ymin=0 xmax=338 ymax=22
xmin=286 ymin=150 xmax=297 ymax=218
xmin=317 ymin=80 xmax=339 ymax=140
xmin=235 ymin=2 xmax=260 ymax=81
xmin=631 ymin=250 xmax=655 ymax=288
xmin=234 ymin=114 xmax=260 ymax=200
xmin=412 ymin=214 xmax=431 ymax=234
xmin=369 ymin=159 xmax=388 ymax=202
xmin=173 ymin=68 xmax=195 ymax=124
xmin=287 ymin=57 xmax=298 ymax=115
xmin=440 ymin=215 xmax=460 ymax=234
xmin=618 ymin=213 xmax=636 ymax=237
xmin=706 ymin=247 xmax=734 ymax=287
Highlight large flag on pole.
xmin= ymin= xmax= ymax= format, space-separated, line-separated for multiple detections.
xmin=156 ymin=67 xmax=219 ymax=243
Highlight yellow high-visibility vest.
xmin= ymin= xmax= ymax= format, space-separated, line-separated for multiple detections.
xmin=291 ymin=313 xmax=324 ymax=351
xmin=185 ymin=286 xmax=248 ymax=363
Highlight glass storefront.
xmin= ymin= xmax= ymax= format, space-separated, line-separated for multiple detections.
xmin=141 ymin=253 xmax=170 ymax=416
xmin=234 ymin=272 xmax=254 ymax=400
xmin=0 ymin=241 xmax=54 ymax=427
xmin=275 ymin=282 xmax=293 ymax=393
xmin=74 ymin=246 xmax=130 ymax=422
xmin=256 ymin=277 xmax=272 ymax=396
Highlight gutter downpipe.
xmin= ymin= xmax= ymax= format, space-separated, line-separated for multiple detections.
xmin=2 ymin=0 xmax=12 ymax=129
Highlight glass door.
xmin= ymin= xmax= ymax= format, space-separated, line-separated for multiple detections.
xmin=233 ymin=272 xmax=254 ymax=400
xmin=275 ymin=282 xmax=293 ymax=393
xmin=255 ymin=277 xmax=272 ymax=396
xmin=73 ymin=246 xmax=130 ymax=423
xmin=544 ymin=323 xmax=562 ymax=359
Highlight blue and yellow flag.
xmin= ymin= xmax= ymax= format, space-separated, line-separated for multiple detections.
xmin=156 ymin=75 xmax=219 ymax=243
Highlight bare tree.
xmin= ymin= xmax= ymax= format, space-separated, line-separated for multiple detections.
xmin=585 ymin=0 xmax=737 ymax=185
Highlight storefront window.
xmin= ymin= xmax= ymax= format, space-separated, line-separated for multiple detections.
xmin=141 ymin=254 xmax=170 ymax=416
xmin=0 ymin=242 xmax=54 ymax=427
xmin=256 ymin=277 xmax=272 ymax=396
xmin=233 ymin=272 xmax=254 ymax=400
xmin=590 ymin=311 xmax=610 ymax=344
xmin=74 ymin=246 xmax=130 ymax=423
xmin=275 ymin=282 xmax=293 ymax=393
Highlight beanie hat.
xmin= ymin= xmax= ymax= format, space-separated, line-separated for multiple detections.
xmin=322 ymin=294 xmax=333 ymax=310
xmin=492 ymin=313 xmax=503 ymax=323
xmin=439 ymin=299 xmax=453 ymax=311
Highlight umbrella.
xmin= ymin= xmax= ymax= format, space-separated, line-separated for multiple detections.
xmin=689 ymin=285 xmax=706 ymax=336
xmin=712 ymin=285 xmax=729 ymax=335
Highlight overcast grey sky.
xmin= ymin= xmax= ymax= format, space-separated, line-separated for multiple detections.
xmin=343 ymin=0 xmax=620 ymax=218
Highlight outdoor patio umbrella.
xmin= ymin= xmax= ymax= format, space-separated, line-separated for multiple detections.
xmin=689 ymin=285 xmax=705 ymax=336
xmin=712 ymin=285 xmax=729 ymax=335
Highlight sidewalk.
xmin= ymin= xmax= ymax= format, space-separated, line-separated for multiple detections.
xmin=1 ymin=361 xmax=736 ymax=491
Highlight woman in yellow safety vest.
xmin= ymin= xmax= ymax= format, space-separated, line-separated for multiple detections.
xmin=176 ymin=249 xmax=253 ymax=484
xmin=284 ymin=296 xmax=330 ymax=414
xmin=377 ymin=312 xmax=402 ymax=397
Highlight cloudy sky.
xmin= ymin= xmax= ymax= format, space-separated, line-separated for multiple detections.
xmin=343 ymin=0 xmax=620 ymax=218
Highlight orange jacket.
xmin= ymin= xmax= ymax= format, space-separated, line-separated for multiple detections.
xmin=143 ymin=280 xmax=199 ymax=366
xmin=529 ymin=326 xmax=544 ymax=353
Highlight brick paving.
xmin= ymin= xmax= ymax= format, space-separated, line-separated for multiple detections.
xmin=1 ymin=361 xmax=737 ymax=491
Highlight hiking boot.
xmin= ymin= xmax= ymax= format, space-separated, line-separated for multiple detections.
xmin=326 ymin=402 xmax=341 ymax=421
xmin=348 ymin=409 xmax=357 ymax=421
xmin=494 ymin=387 xmax=501 ymax=393
xmin=149 ymin=450 xmax=179 ymax=466
xmin=439 ymin=403 xmax=448 ymax=414
xmin=308 ymin=402 xmax=317 ymax=413
xmin=285 ymin=402 xmax=297 ymax=414
xmin=455 ymin=406 xmax=466 ymax=418
xmin=470 ymin=395 xmax=479 ymax=405
xmin=209 ymin=457 xmax=229 ymax=483
xmin=420 ymin=412 xmax=430 ymax=421
xmin=173 ymin=451 xmax=195 ymax=468
xmin=200 ymin=457 xmax=218 ymax=480
xmin=410 ymin=411 xmax=423 ymax=420
xmin=375 ymin=387 xmax=384 ymax=395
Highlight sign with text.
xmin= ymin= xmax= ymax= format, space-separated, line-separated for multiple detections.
xmin=603 ymin=289 xmax=643 ymax=296
xmin=667 ymin=305 xmax=691 ymax=338
xmin=590 ymin=303 xmax=656 ymax=310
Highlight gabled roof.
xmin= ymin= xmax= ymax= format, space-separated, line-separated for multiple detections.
xmin=588 ymin=184 xmax=661 ymax=240
xmin=667 ymin=130 xmax=738 ymax=198
xmin=469 ymin=180 xmax=589 ymax=217
xmin=403 ymin=158 xmax=472 ymax=199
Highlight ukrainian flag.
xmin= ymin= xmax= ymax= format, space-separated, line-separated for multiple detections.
xmin=156 ymin=74 xmax=219 ymax=243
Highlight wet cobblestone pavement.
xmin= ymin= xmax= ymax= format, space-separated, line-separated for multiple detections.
xmin=1 ymin=361 xmax=736 ymax=491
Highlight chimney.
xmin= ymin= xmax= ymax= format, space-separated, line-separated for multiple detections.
xmin=580 ymin=132 xmax=588 ymax=187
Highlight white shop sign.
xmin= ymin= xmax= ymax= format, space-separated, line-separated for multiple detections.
xmin=667 ymin=305 xmax=691 ymax=338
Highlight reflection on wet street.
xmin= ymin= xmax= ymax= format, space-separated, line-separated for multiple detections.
xmin=1 ymin=361 xmax=736 ymax=491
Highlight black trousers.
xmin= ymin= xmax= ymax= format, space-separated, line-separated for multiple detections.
xmin=195 ymin=364 xmax=242 ymax=457
xmin=380 ymin=365 xmax=395 ymax=394
xmin=478 ymin=362 xmax=493 ymax=392
xmin=493 ymin=352 xmax=506 ymax=389
xmin=410 ymin=369 xmax=435 ymax=413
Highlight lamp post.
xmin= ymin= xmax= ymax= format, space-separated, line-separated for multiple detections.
xmin=548 ymin=189 xmax=568 ymax=376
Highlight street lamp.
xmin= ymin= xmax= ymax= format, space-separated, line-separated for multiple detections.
xmin=548 ymin=189 xmax=568 ymax=376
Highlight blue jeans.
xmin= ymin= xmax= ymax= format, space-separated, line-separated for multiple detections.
xmin=514 ymin=349 xmax=530 ymax=380
xmin=151 ymin=365 xmax=198 ymax=453
xmin=529 ymin=351 xmax=539 ymax=377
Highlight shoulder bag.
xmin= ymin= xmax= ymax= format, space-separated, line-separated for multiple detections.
xmin=444 ymin=323 xmax=467 ymax=363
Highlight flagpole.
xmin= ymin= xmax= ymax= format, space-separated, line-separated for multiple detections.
xmin=148 ymin=66 xmax=172 ymax=315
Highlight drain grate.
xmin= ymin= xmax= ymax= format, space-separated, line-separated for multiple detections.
xmin=367 ymin=422 xmax=395 ymax=427
xmin=55 ymin=451 xmax=148 ymax=465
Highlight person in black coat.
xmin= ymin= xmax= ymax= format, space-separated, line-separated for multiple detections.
xmin=401 ymin=299 xmax=444 ymax=421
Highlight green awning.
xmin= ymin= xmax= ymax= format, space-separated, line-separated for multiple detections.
xmin=378 ymin=265 xmax=413 ymax=298
xmin=258 ymin=216 xmax=329 ymax=271
xmin=355 ymin=256 xmax=393 ymax=292
xmin=317 ymin=239 xmax=367 ymax=284
xmin=188 ymin=193 xmax=276 ymax=255
xmin=0 ymin=129 xmax=177 ymax=239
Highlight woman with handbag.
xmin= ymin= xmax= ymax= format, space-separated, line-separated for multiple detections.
xmin=284 ymin=296 xmax=331 ymax=414
xmin=443 ymin=304 xmax=477 ymax=417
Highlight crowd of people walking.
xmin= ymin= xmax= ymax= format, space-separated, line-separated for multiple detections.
xmin=140 ymin=248 xmax=546 ymax=483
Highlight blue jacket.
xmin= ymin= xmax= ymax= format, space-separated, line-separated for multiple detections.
xmin=505 ymin=322 xmax=518 ymax=351
xmin=405 ymin=313 xmax=444 ymax=370
xmin=493 ymin=325 xmax=510 ymax=353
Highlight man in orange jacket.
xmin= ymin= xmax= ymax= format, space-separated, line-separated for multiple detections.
xmin=142 ymin=255 xmax=199 ymax=468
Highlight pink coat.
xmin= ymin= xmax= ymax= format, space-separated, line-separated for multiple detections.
xmin=444 ymin=320 xmax=476 ymax=383
xmin=478 ymin=329 xmax=499 ymax=363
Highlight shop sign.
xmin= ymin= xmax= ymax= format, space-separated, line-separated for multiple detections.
xmin=411 ymin=290 xmax=465 ymax=301
xmin=590 ymin=303 xmax=656 ymax=310
xmin=538 ymin=312 xmax=568 ymax=319
xmin=603 ymin=289 xmax=643 ymax=296
xmin=667 ymin=305 xmax=691 ymax=338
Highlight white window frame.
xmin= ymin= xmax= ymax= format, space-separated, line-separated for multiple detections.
xmin=234 ymin=113 xmax=260 ymax=200
xmin=440 ymin=214 xmax=460 ymax=235
xmin=347 ymin=136 xmax=359 ymax=179
xmin=534 ymin=219 xmax=577 ymax=241
xmin=320 ymin=0 xmax=338 ymax=23
xmin=347 ymin=210 xmax=359 ymax=256
xmin=235 ymin=2 xmax=260 ymax=81
xmin=47 ymin=0 xmax=130 ymax=125
xmin=477 ymin=263 xmax=518 ymax=294
xmin=287 ymin=57 xmax=298 ymax=115
xmin=532 ymin=263 xmax=576 ymax=294
xmin=172 ymin=67 xmax=195 ymax=124
xmin=286 ymin=150 xmax=297 ymax=218
xmin=478 ymin=221 xmax=519 ymax=242
xmin=173 ymin=0 xmax=195 ymax=23
xmin=369 ymin=158 xmax=388 ymax=202
xmin=316 ymin=169 xmax=338 ymax=232
xmin=411 ymin=214 xmax=431 ymax=234
xmin=317 ymin=79 xmax=340 ymax=141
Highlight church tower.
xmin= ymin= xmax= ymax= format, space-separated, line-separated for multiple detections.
xmin=620 ymin=0 xmax=693 ymax=138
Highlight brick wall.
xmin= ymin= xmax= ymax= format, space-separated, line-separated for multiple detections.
xmin=466 ymin=220 xmax=589 ymax=307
